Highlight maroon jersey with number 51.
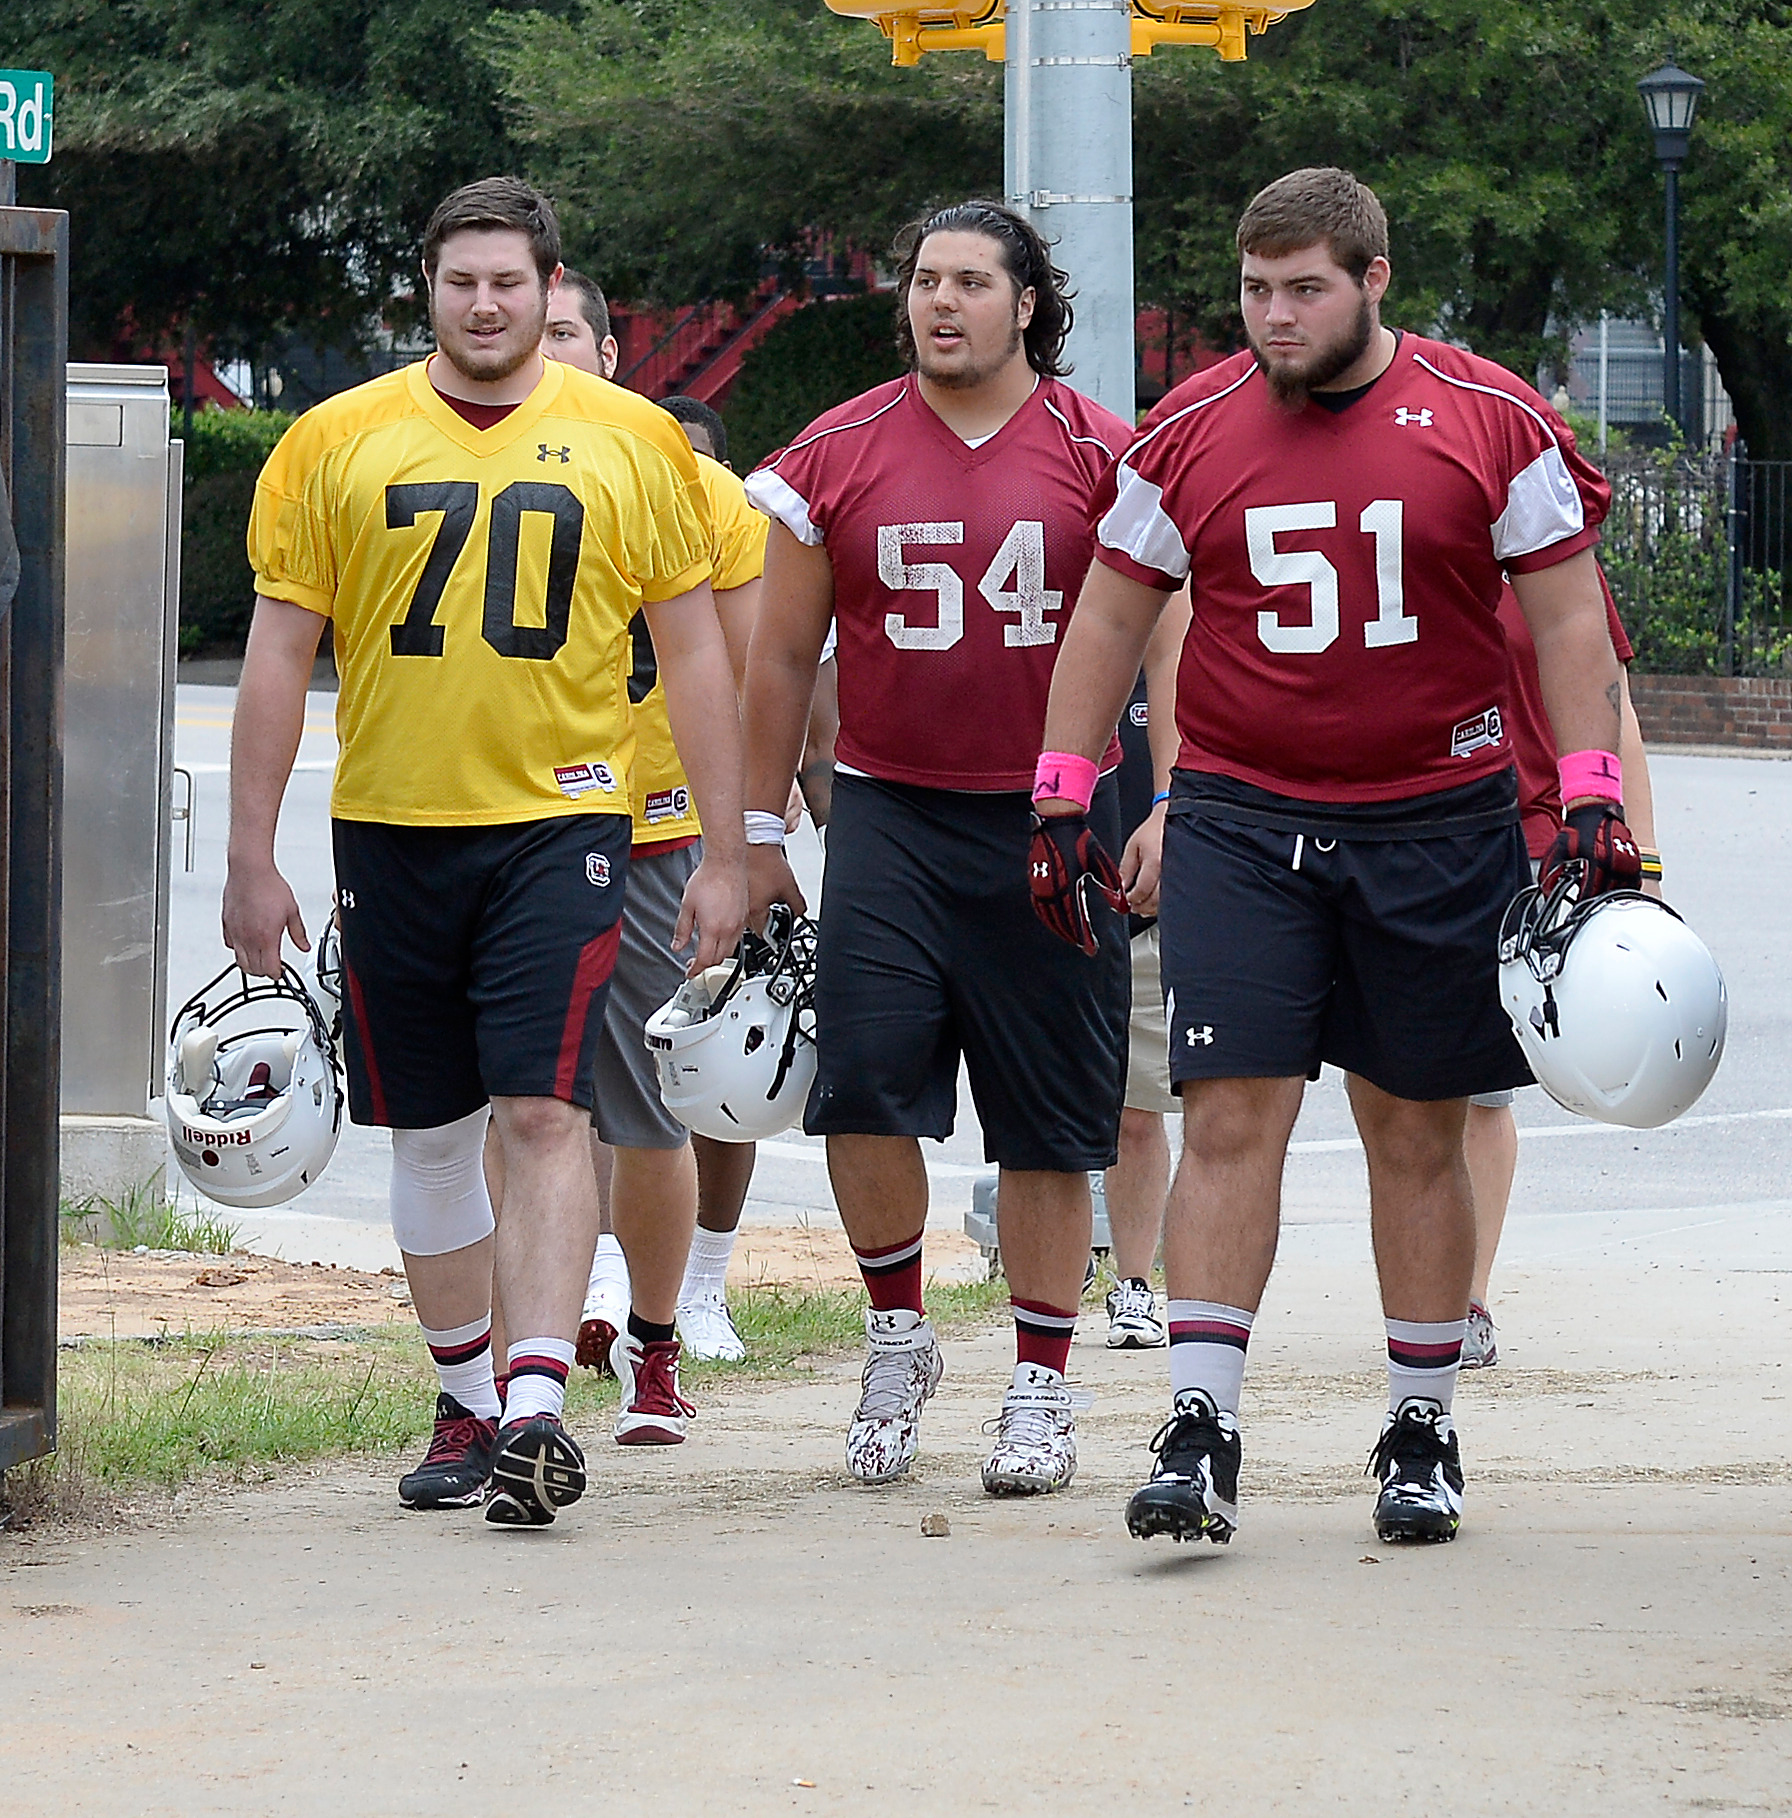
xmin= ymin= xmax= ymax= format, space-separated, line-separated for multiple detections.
xmin=746 ymin=373 xmax=1131 ymax=790
xmin=1092 ymin=334 xmax=1613 ymax=805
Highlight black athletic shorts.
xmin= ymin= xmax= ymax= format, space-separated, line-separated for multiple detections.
xmin=1157 ymin=768 xmax=1532 ymax=1102
xmin=332 ymin=813 xmax=631 ymax=1129
xmin=807 ymin=772 xmax=1129 ymax=1172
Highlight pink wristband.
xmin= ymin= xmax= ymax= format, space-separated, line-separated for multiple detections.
xmin=1033 ymin=751 xmax=1098 ymax=812
xmin=1558 ymin=748 xmax=1623 ymax=806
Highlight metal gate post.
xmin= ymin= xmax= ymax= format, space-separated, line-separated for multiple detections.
xmin=1723 ymin=436 xmax=1744 ymax=679
xmin=0 ymin=201 xmax=68 ymax=1476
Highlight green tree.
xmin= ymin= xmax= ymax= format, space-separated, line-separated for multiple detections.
xmin=481 ymin=0 xmax=1001 ymax=303
xmin=11 ymin=0 xmax=570 ymax=361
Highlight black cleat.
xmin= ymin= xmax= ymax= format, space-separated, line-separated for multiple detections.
xmin=1369 ymin=1401 xmax=1464 ymax=1543
xmin=484 ymin=1415 xmax=588 ymax=1528
xmin=399 ymin=1393 xmax=498 ymax=1510
xmin=1125 ymin=1393 xmax=1241 ymax=1545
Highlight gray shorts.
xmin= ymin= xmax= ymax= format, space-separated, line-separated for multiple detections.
xmin=1125 ymin=926 xmax=1179 ymax=1115
xmin=589 ymin=841 xmax=700 ymax=1149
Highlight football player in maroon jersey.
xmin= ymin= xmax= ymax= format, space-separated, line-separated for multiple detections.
xmin=1034 ymin=167 xmax=1639 ymax=1547
xmin=741 ymin=201 xmax=1135 ymax=1495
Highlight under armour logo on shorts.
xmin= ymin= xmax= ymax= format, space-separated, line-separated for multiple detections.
xmin=1186 ymin=1024 xmax=1215 ymax=1046
xmin=586 ymin=853 xmax=612 ymax=887
xmin=538 ymin=443 xmax=572 ymax=463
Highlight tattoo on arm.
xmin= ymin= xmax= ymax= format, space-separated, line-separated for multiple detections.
xmin=1606 ymin=680 xmax=1621 ymax=715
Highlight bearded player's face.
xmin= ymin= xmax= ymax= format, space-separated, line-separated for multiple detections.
xmin=430 ymin=229 xmax=553 ymax=385
xmin=1241 ymin=243 xmax=1389 ymax=404
xmin=908 ymin=231 xmax=1036 ymax=391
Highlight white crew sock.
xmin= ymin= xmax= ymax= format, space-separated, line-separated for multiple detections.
xmin=420 ymin=1314 xmax=501 ymax=1421
xmin=680 ymin=1225 xmax=737 ymax=1303
xmin=504 ymin=1336 xmax=577 ymax=1426
xmin=1167 ymin=1300 xmax=1255 ymax=1418
xmin=586 ymin=1231 xmax=631 ymax=1312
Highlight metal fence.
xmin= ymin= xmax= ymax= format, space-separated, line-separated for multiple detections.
xmin=1599 ymin=445 xmax=1792 ymax=676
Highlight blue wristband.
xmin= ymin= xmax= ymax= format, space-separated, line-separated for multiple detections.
xmin=1151 ymin=789 xmax=1171 ymax=806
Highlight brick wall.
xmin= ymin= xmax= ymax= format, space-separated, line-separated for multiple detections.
xmin=1629 ymin=674 xmax=1792 ymax=750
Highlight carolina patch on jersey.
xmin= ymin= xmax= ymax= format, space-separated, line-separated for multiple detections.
xmin=554 ymin=761 xmax=618 ymax=799
xmin=1450 ymin=707 xmax=1505 ymax=760
xmin=644 ymin=785 xmax=692 ymax=824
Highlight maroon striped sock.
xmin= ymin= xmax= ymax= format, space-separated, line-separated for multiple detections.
xmin=853 ymin=1230 xmax=925 ymax=1315
xmin=1012 ymin=1297 xmax=1077 ymax=1377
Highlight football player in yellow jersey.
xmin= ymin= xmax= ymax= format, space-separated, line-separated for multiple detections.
xmin=222 ymin=178 xmax=747 ymax=1528
xmin=528 ymin=280 xmax=769 ymax=1434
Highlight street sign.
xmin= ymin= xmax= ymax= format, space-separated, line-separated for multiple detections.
xmin=0 ymin=70 xmax=54 ymax=164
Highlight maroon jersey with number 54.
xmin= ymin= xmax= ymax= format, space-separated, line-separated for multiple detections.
xmin=747 ymin=373 xmax=1131 ymax=790
xmin=1092 ymin=333 xmax=1613 ymax=805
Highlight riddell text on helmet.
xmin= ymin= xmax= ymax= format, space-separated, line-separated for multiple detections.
xmin=182 ymin=1125 xmax=253 ymax=1147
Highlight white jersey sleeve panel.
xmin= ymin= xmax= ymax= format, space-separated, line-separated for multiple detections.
xmin=744 ymin=468 xmax=823 ymax=547
xmin=1097 ymin=463 xmax=1194 ymax=582
xmin=1491 ymin=445 xmax=1586 ymax=563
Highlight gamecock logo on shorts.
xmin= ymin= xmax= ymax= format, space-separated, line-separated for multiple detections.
xmin=586 ymin=853 xmax=612 ymax=888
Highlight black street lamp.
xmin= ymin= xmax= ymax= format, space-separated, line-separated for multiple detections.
xmin=1638 ymin=60 xmax=1705 ymax=436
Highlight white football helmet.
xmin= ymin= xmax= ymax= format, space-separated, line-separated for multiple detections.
xmin=1498 ymin=878 xmax=1727 ymax=1129
xmin=310 ymin=911 xmax=344 ymax=1053
xmin=645 ymin=905 xmax=818 ymax=1143
xmin=165 ymin=963 xmax=344 ymax=1207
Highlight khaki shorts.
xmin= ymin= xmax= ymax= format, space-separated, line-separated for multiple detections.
xmin=1125 ymin=925 xmax=1180 ymax=1115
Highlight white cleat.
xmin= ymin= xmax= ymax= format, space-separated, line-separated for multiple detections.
xmin=1104 ymin=1278 xmax=1167 ymax=1349
xmin=845 ymin=1308 xmax=943 ymax=1483
xmin=981 ymin=1363 xmax=1078 ymax=1496
xmin=676 ymin=1290 xmax=747 ymax=1363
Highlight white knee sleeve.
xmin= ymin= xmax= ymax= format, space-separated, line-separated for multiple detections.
xmin=389 ymin=1106 xmax=496 ymax=1257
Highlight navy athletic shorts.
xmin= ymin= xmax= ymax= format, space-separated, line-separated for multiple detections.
xmin=807 ymin=772 xmax=1129 ymax=1172
xmin=332 ymin=813 xmax=631 ymax=1128
xmin=1157 ymin=769 xmax=1532 ymax=1103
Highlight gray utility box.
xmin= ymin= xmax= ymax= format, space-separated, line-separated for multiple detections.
xmin=966 ymin=1171 xmax=1112 ymax=1274
xmin=59 ymin=365 xmax=183 ymax=1202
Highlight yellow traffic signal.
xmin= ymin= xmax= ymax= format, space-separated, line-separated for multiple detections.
xmin=822 ymin=0 xmax=1004 ymax=66
xmin=820 ymin=0 xmax=1316 ymax=65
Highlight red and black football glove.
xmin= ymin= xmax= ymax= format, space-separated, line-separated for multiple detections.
xmin=1029 ymin=812 xmax=1129 ymax=956
xmin=1541 ymin=801 xmax=1643 ymax=898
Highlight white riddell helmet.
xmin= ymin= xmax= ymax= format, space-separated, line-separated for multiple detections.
xmin=645 ymin=905 xmax=818 ymax=1143
xmin=310 ymin=914 xmax=344 ymax=1054
xmin=165 ymin=963 xmax=344 ymax=1207
xmin=1498 ymin=879 xmax=1726 ymax=1129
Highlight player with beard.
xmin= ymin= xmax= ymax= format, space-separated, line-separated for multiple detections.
xmin=229 ymin=178 xmax=747 ymax=1526
xmin=742 ymin=201 xmax=1134 ymax=1495
xmin=1032 ymin=167 xmax=1636 ymax=1546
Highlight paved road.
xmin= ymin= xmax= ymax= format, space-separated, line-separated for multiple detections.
xmin=167 ymin=685 xmax=1792 ymax=1279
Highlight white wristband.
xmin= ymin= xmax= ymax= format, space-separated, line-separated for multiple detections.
xmin=744 ymin=809 xmax=787 ymax=847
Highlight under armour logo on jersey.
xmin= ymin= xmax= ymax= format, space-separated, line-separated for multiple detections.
xmin=1393 ymin=408 xmax=1434 ymax=428
xmin=538 ymin=444 xmax=572 ymax=463
xmin=1187 ymin=1025 xmax=1215 ymax=1046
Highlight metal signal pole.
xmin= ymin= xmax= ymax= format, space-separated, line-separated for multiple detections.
xmin=1005 ymin=0 xmax=1136 ymax=420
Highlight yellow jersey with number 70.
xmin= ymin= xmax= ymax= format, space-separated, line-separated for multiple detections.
xmin=248 ymin=358 xmax=713 ymax=827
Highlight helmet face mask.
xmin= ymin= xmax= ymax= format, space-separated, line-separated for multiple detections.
xmin=1499 ymin=877 xmax=1727 ymax=1130
xmin=165 ymin=963 xmax=345 ymax=1208
xmin=644 ymin=905 xmax=819 ymax=1143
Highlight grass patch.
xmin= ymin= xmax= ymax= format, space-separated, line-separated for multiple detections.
xmin=60 ymin=1177 xmax=242 ymax=1255
xmin=2 ymin=1279 xmax=1012 ymax=1526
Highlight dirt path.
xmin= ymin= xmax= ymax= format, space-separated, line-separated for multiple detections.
xmin=54 ymin=1225 xmax=987 ymax=1341
xmin=6 ymin=1250 xmax=1792 ymax=1815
